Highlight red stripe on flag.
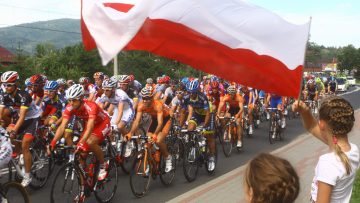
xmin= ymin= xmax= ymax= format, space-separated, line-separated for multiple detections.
xmin=103 ymin=3 xmax=134 ymax=12
xmin=124 ymin=19 xmax=302 ymax=97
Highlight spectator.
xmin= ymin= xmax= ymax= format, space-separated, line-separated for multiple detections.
xmin=244 ymin=153 xmax=299 ymax=203
xmin=293 ymin=96 xmax=359 ymax=202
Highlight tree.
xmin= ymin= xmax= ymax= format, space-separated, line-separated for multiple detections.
xmin=337 ymin=45 xmax=358 ymax=73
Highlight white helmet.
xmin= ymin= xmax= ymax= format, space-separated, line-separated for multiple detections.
xmin=1 ymin=71 xmax=19 ymax=83
xmin=66 ymin=84 xmax=84 ymax=99
xmin=57 ymin=78 xmax=66 ymax=85
xmin=102 ymin=79 xmax=117 ymax=88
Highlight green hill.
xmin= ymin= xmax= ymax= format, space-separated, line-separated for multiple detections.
xmin=0 ymin=18 xmax=81 ymax=54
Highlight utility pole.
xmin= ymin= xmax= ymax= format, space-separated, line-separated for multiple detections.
xmin=114 ymin=54 xmax=118 ymax=75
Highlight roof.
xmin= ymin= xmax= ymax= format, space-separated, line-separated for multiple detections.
xmin=0 ymin=46 xmax=15 ymax=62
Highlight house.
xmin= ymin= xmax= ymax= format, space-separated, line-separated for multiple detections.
xmin=0 ymin=46 xmax=16 ymax=66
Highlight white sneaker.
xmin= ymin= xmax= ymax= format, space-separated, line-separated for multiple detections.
xmin=281 ymin=119 xmax=286 ymax=128
xmin=237 ymin=140 xmax=242 ymax=148
xmin=249 ymin=126 xmax=253 ymax=135
xmin=266 ymin=113 xmax=270 ymax=120
xmin=165 ymin=155 xmax=173 ymax=173
xmin=21 ymin=175 xmax=32 ymax=187
xmin=208 ymin=156 xmax=215 ymax=171
xmin=256 ymin=120 xmax=260 ymax=125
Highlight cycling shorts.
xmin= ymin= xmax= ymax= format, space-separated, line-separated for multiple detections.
xmin=148 ymin=116 xmax=171 ymax=134
xmin=229 ymin=107 xmax=240 ymax=116
xmin=111 ymin=106 xmax=135 ymax=126
xmin=9 ymin=117 xmax=39 ymax=139
xmin=82 ymin=117 xmax=111 ymax=143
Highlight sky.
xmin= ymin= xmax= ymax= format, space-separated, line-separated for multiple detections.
xmin=0 ymin=0 xmax=359 ymax=48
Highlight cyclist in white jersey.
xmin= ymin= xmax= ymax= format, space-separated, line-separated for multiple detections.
xmin=97 ymin=79 xmax=135 ymax=135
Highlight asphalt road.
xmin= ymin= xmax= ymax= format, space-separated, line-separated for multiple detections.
xmin=20 ymin=86 xmax=360 ymax=203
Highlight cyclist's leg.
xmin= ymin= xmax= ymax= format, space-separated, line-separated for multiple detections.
xmin=22 ymin=133 xmax=34 ymax=174
xmin=87 ymin=135 xmax=105 ymax=164
xmin=156 ymin=117 xmax=171 ymax=158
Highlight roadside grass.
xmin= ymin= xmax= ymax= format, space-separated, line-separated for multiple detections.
xmin=351 ymin=169 xmax=360 ymax=203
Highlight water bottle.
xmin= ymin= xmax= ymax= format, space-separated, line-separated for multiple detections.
xmin=19 ymin=154 xmax=25 ymax=175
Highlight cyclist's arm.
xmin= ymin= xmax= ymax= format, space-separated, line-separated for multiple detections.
xmin=248 ymin=91 xmax=253 ymax=105
xmin=293 ymin=101 xmax=328 ymax=144
xmin=217 ymin=99 xmax=225 ymax=117
xmin=129 ymin=109 xmax=142 ymax=135
xmin=186 ymin=105 xmax=193 ymax=123
xmin=12 ymin=106 xmax=28 ymax=133
xmin=52 ymin=117 xmax=69 ymax=144
xmin=115 ymin=102 xmax=124 ymax=125
xmin=237 ymin=99 xmax=244 ymax=118
xmin=80 ymin=118 xmax=95 ymax=143
xmin=154 ymin=106 xmax=164 ymax=135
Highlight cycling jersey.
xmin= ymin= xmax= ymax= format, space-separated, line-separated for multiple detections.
xmin=269 ymin=94 xmax=283 ymax=109
xmin=94 ymin=85 xmax=104 ymax=99
xmin=137 ymin=100 xmax=170 ymax=118
xmin=63 ymin=100 xmax=109 ymax=125
xmin=241 ymin=88 xmax=255 ymax=104
xmin=41 ymin=95 xmax=65 ymax=119
xmin=207 ymin=89 xmax=224 ymax=108
xmin=171 ymin=96 xmax=184 ymax=108
xmin=0 ymin=90 xmax=41 ymax=120
xmin=83 ymin=84 xmax=96 ymax=98
xmin=183 ymin=93 xmax=210 ymax=115
xmin=221 ymin=94 xmax=243 ymax=109
xmin=130 ymin=80 xmax=142 ymax=94
xmin=164 ymin=87 xmax=175 ymax=105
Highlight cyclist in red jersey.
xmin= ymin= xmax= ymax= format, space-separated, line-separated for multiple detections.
xmin=207 ymin=81 xmax=225 ymax=113
xmin=29 ymin=74 xmax=45 ymax=106
xmin=50 ymin=84 xmax=111 ymax=181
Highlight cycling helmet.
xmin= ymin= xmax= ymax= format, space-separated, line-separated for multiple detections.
xmin=56 ymin=78 xmax=66 ymax=85
xmin=157 ymin=77 xmax=164 ymax=84
xmin=163 ymin=75 xmax=171 ymax=84
xmin=210 ymin=76 xmax=219 ymax=82
xmin=25 ymin=78 xmax=31 ymax=86
xmin=93 ymin=72 xmax=104 ymax=79
xmin=66 ymin=84 xmax=84 ymax=99
xmin=227 ymin=85 xmax=236 ymax=94
xmin=1 ymin=71 xmax=19 ymax=83
xmin=30 ymin=74 xmax=45 ymax=84
xmin=210 ymin=81 xmax=219 ymax=89
xmin=186 ymin=80 xmax=200 ymax=93
xmin=146 ymin=78 xmax=154 ymax=84
xmin=44 ymin=80 xmax=59 ymax=91
xmin=307 ymin=79 xmax=315 ymax=84
xmin=79 ymin=77 xmax=90 ymax=84
xmin=118 ymin=75 xmax=131 ymax=84
xmin=103 ymin=74 xmax=109 ymax=80
xmin=180 ymin=77 xmax=189 ymax=86
xmin=140 ymin=86 xmax=154 ymax=98
xmin=102 ymin=79 xmax=117 ymax=88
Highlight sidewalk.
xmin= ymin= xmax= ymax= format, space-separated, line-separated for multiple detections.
xmin=168 ymin=110 xmax=360 ymax=203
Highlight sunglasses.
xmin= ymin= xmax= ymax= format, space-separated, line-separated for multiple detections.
xmin=3 ymin=83 xmax=15 ymax=87
xmin=68 ymin=99 xmax=80 ymax=103
xmin=45 ymin=90 xmax=57 ymax=93
xmin=142 ymin=97 xmax=152 ymax=101
xmin=103 ymin=88 xmax=113 ymax=92
xmin=176 ymin=91 xmax=184 ymax=95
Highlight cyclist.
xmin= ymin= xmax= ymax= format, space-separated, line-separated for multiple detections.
xmin=207 ymin=81 xmax=224 ymax=113
xmin=29 ymin=74 xmax=46 ymax=106
xmin=266 ymin=93 xmax=286 ymax=137
xmin=93 ymin=72 xmax=105 ymax=99
xmin=126 ymin=86 xmax=173 ymax=172
xmin=118 ymin=75 xmax=139 ymax=110
xmin=170 ymin=85 xmax=187 ymax=126
xmin=217 ymin=85 xmax=244 ymax=147
xmin=183 ymin=80 xmax=216 ymax=171
xmin=41 ymin=81 xmax=65 ymax=128
xmin=305 ymin=79 xmax=319 ymax=102
xmin=163 ymin=80 xmax=176 ymax=106
xmin=50 ymin=84 xmax=111 ymax=181
xmin=97 ymin=79 xmax=135 ymax=136
xmin=79 ymin=77 xmax=96 ymax=101
xmin=128 ymin=74 xmax=142 ymax=96
xmin=240 ymin=86 xmax=255 ymax=135
xmin=0 ymin=71 xmax=42 ymax=187
xmin=56 ymin=78 xmax=67 ymax=100
xmin=328 ymin=76 xmax=337 ymax=94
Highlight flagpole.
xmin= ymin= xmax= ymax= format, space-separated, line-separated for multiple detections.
xmin=297 ymin=16 xmax=312 ymax=102
xmin=114 ymin=54 xmax=118 ymax=75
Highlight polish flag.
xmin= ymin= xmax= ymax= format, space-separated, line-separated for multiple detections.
xmin=81 ymin=0 xmax=310 ymax=97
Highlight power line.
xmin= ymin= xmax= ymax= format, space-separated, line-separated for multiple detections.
xmin=0 ymin=23 xmax=81 ymax=35
xmin=0 ymin=3 xmax=78 ymax=17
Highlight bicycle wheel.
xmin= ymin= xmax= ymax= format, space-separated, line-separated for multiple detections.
xmin=120 ymin=140 xmax=138 ymax=174
xmin=268 ymin=118 xmax=276 ymax=144
xmin=94 ymin=158 xmax=118 ymax=203
xmin=129 ymin=151 xmax=151 ymax=198
xmin=182 ymin=142 xmax=199 ymax=182
xmin=159 ymin=153 xmax=176 ymax=186
xmin=220 ymin=126 xmax=232 ymax=157
xmin=2 ymin=181 xmax=30 ymax=203
xmin=50 ymin=163 xmax=82 ymax=203
xmin=29 ymin=144 xmax=52 ymax=189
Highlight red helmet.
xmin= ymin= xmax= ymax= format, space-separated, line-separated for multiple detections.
xmin=30 ymin=74 xmax=45 ymax=85
xmin=210 ymin=81 xmax=219 ymax=89
xmin=157 ymin=77 xmax=164 ymax=84
xmin=163 ymin=75 xmax=171 ymax=83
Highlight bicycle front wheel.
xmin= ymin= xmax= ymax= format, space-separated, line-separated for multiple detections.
xmin=220 ymin=127 xmax=233 ymax=157
xmin=268 ymin=118 xmax=276 ymax=144
xmin=2 ymin=181 xmax=30 ymax=203
xmin=129 ymin=151 xmax=151 ymax=198
xmin=182 ymin=142 xmax=199 ymax=182
xmin=94 ymin=158 xmax=118 ymax=203
xmin=30 ymin=142 xmax=52 ymax=189
xmin=50 ymin=163 xmax=82 ymax=203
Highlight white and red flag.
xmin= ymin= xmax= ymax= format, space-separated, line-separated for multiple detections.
xmin=81 ymin=0 xmax=310 ymax=97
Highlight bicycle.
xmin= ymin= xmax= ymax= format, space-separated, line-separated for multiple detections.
xmin=218 ymin=116 xmax=242 ymax=157
xmin=181 ymin=126 xmax=217 ymax=182
xmin=241 ymin=106 xmax=250 ymax=137
xmin=50 ymin=136 xmax=118 ymax=203
xmin=3 ymin=129 xmax=53 ymax=189
xmin=305 ymin=100 xmax=319 ymax=118
xmin=267 ymin=108 xmax=284 ymax=144
xmin=0 ymin=180 xmax=30 ymax=203
xmin=129 ymin=134 xmax=176 ymax=198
